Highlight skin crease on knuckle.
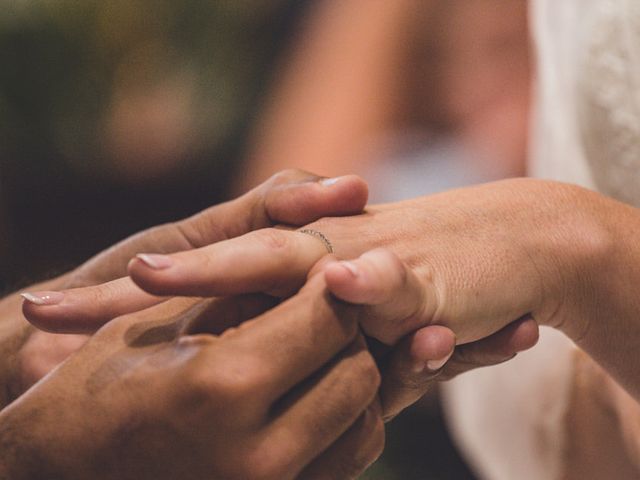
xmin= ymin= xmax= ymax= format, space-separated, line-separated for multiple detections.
xmin=253 ymin=228 xmax=295 ymax=255
xmin=181 ymin=355 xmax=265 ymax=415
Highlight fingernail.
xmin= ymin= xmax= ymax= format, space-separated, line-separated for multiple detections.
xmin=21 ymin=291 xmax=64 ymax=306
xmin=339 ymin=261 xmax=359 ymax=277
xmin=136 ymin=253 xmax=173 ymax=270
xmin=320 ymin=176 xmax=345 ymax=187
xmin=426 ymin=351 xmax=454 ymax=372
xmin=411 ymin=361 xmax=426 ymax=374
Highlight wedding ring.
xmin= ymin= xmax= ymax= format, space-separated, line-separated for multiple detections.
xmin=297 ymin=229 xmax=334 ymax=254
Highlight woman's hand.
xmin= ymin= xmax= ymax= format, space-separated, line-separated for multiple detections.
xmin=36 ymin=178 xmax=597 ymax=342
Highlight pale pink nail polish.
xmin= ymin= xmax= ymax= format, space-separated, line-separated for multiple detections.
xmin=136 ymin=253 xmax=173 ymax=270
xmin=412 ymin=361 xmax=426 ymax=374
xmin=320 ymin=176 xmax=345 ymax=187
xmin=339 ymin=261 xmax=359 ymax=277
xmin=21 ymin=291 xmax=64 ymax=306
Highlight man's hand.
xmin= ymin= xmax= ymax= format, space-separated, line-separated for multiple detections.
xmin=8 ymin=170 xmax=368 ymax=396
xmin=1 ymin=276 xmax=383 ymax=480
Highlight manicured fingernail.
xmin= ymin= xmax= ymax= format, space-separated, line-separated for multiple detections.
xmin=426 ymin=351 xmax=454 ymax=372
xmin=320 ymin=176 xmax=345 ymax=187
xmin=339 ymin=261 xmax=359 ymax=277
xmin=21 ymin=291 xmax=64 ymax=306
xmin=136 ymin=253 xmax=173 ymax=270
xmin=412 ymin=361 xmax=426 ymax=374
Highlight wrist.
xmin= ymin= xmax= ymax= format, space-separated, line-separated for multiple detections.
xmin=521 ymin=181 xmax=614 ymax=341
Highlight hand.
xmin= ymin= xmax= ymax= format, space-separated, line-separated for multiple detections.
xmin=24 ymin=179 xmax=550 ymax=421
xmin=322 ymin=248 xmax=539 ymax=420
xmin=1 ymin=276 xmax=383 ymax=480
xmin=10 ymin=170 xmax=368 ymax=394
xmin=63 ymin=178 xmax=595 ymax=344
xmin=28 ymin=245 xmax=538 ymax=427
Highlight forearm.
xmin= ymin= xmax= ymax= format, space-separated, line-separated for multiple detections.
xmin=554 ymin=186 xmax=640 ymax=401
xmin=560 ymin=350 xmax=640 ymax=476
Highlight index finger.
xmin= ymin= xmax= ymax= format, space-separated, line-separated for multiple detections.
xmin=128 ymin=228 xmax=332 ymax=298
xmin=209 ymin=274 xmax=361 ymax=402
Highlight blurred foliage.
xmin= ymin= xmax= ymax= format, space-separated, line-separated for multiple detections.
xmin=0 ymin=0 xmax=296 ymax=180
xmin=0 ymin=0 xmax=308 ymax=287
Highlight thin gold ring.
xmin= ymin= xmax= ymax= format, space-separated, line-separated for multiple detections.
xmin=297 ymin=229 xmax=334 ymax=254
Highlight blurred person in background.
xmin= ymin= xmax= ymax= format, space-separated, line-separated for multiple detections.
xmin=239 ymin=0 xmax=530 ymax=200
xmin=238 ymin=2 xmax=530 ymax=475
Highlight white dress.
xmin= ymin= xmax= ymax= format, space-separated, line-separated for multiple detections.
xmin=443 ymin=1 xmax=640 ymax=479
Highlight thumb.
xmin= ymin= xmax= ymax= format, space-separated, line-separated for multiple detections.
xmin=71 ymin=169 xmax=368 ymax=286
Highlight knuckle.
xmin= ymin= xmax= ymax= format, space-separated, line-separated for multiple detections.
xmin=397 ymin=371 xmax=439 ymax=391
xmin=371 ymin=248 xmax=406 ymax=282
xmin=358 ymin=354 xmax=382 ymax=392
xmin=242 ymin=445 xmax=292 ymax=480
xmin=346 ymin=351 xmax=381 ymax=399
xmin=84 ymin=283 xmax=116 ymax=307
xmin=183 ymin=356 xmax=265 ymax=407
xmin=253 ymin=228 xmax=292 ymax=254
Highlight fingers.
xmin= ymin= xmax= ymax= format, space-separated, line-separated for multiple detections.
xmin=257 ymin=171 xmax=369 ymax=227
xmin=211 ymin=275 xmax=360 ymax=403
xmin=379 ymin=316 xmax=539 ymax=421
xmin=68 ymin=169 xmax=367 ymax=286
xmin=296 ymin=400 xmax=385 ymax=480
xmin=324 ymin=248 xmax=438 ymax=344
xmin=22 ymin=277 xmax=163 ymax=334
xmin=176 ymin=170 xmax=368 ymax=247
xmin=25 ymin=170 xmax=361 ymax=332
xmin=442 ymin=314 xmax=539 ymax=379
xmin=269 ymin=336 xmax=381 ymax=475
xmin=378 ymin=326 xmax=455 ymax=421
xmin=128 ymin=228 xmax=330 ymax=298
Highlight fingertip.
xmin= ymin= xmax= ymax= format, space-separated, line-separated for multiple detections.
xmin=508 ymin=316 xmax=540 ymax=352
xmin=322 ymin=174 xmax=369 ymax=213
xmin=409 ymin=326 xmax=456 ymax=365
xmin=127 ymin=255 xmax=177 ymax=296
xmin=324 ymin=261 xmax=370 ymax=304
xmin=308 ymin=254 xmax=340 ymax=280
xmin=21 ymin=300 xmax=87 ymax=334
xmin=21 ymin=299 xmax=46 ymax=329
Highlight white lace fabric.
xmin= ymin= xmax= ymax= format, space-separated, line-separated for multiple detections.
xmin=578 ymin=0 xmax=640 ymax=206
xmin=445 ymin=1 xmax=640 ymax=479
